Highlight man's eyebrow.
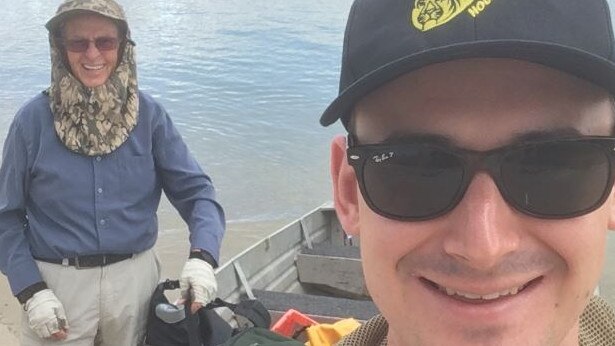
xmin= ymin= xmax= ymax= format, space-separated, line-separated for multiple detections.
xmin=373 ymin=128 xmax=585 ymax=147
xmin=509 ymin=128 xmax=584 ymax=143
xmin=379 ymin=132 xmax=453 ymax=146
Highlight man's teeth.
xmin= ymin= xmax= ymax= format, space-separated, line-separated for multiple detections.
xmin=440 ymin=285 xmax=523 ymax=300
xmin=84 ymin=64 xmax=103 ymax=70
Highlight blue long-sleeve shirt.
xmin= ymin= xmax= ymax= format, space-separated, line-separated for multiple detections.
xmin=0 ymin=91 xmax=225 ymax=295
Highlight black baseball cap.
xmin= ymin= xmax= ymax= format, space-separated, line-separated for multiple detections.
xmin=320 ymin=0 xmax=615 ymax=128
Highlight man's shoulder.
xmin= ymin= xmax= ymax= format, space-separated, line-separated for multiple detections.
xmin=9 ymin=92 xmax=52 ymax=135
xmin=13 ymin=93 xmax=50 ymax=122
xmin=136 ymin=90 xmax=170 ymax=123
xmin=138 ymin=90 xmax=156 ymax=105
xmin=579 ymin=296 xmax=615 ymax=345
xmin=337 ymin=297 xmax=615 ymax=346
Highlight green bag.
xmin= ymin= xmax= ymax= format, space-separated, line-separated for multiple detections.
xmin=221 ymin=327 xmax=304 ymax=346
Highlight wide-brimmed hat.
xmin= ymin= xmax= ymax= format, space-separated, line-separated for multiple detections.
xmin=46 ymin=0 xmax=128 ymax=34
xmin=320 ymin=0 xmax=615 ymax=128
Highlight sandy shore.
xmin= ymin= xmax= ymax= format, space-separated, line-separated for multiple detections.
xmin=1 ymin=227 xmax=614 ymax=344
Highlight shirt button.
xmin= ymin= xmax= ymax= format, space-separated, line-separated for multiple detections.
xmin=99 ymin=219 xmax=106 ymax=225
xmin=97 ymin=188 xmax=103 ymax=194
xmin=96 ymin=156 xmax=102 ymax=162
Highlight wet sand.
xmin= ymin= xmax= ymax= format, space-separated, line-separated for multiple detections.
xmin=1 ymin=228 xmax=614 ymax=344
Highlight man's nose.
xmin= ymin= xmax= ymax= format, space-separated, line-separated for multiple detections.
xmin=85 ymin=41 xmax=102 ymax=59
xmin=442 ymin=172 xmax=521 ymax=270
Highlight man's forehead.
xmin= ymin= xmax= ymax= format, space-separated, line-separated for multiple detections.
xmin=353 ymin=58 xmax=612 ymax=116
xmin=351 ymin=59 xmax=614 ymax=148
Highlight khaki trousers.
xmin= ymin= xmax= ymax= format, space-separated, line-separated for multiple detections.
xmin=21 ymin=249 xmax=160 ymax=346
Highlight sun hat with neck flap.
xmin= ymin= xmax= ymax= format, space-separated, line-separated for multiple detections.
xmin=44 ymin=0 xmax=139 ymax=157
xmin=320 ymin=0 xmax=615 ymax=129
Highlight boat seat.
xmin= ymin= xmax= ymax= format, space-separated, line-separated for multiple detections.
xmin=297 ymin=243 xmax=368 ymax=298
xmin=253 ymin=289 xmax=378 ymax=322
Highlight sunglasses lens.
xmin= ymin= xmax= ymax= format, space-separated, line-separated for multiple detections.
xmin=502 ymin=141 xmax=611 ymax=217
xmin=64 ymin=37 xmax=118 ymax=52
xmin=361 ymin=145 xmax=464 ymax=219
xmin=65 ymin=39 xmax=89 ymax=52
xmin=95 ymin=37 xmax=119 ymax=51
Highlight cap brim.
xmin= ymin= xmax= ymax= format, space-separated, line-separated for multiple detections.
xmin=320 ymin=40 xmax=615 ymax=126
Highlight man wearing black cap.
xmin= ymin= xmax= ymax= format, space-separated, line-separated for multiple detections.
xmin=323 ymin=0 xmax=615 ymax=344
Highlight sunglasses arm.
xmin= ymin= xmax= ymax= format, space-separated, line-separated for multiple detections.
xmin=347 ymin=134 xmax=358 ymax=148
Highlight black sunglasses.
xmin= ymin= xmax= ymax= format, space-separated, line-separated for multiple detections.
xmin=347 ymin=136 xmax=615 ymax=221
xmin=62 ymin=37 xmax=120 ymax=53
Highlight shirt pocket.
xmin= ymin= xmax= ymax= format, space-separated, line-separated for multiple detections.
xmin=114 ymin=155 xmax=158 ymax=201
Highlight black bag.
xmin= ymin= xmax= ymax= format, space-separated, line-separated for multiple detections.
xmin=145 ymin=279 xmax=271 ymax=346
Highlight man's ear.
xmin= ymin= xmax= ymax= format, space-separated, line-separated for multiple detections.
xmin=608 ymin=189 xmax=615 ymax=231
xmin=330 ymin=135 xmax=361 ymax=236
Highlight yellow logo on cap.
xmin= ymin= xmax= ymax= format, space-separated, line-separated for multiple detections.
xmin=411 ymin=0 xmax=494 ymax=32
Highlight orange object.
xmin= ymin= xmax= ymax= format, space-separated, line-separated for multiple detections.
xmin=305 ymin=318 xmax=361 ymax=346
xmin=271 ymin=309 xmax=318 ymax=338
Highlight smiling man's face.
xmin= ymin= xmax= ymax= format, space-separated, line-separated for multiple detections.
xmin=331 ymin=58 xmax=615 ymax=345
xmin=63 ymin=13 xmax=119 ymax=88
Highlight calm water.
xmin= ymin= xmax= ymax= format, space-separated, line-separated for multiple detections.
xmin=0 ymin=0 xmax=353 ymax=227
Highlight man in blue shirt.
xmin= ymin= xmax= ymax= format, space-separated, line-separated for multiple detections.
xmin=0 ymin=0 xmax=225 ymax=344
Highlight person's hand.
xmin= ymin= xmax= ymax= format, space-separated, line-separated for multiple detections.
xmin=180 ymin=258 xmax=217 ymax=314
xmin=24 ymin=289 xmax=69 ymax=340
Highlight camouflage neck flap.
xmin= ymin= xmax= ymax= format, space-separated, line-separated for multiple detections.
xmin=46 ymin=0 xmax=139 ymax=157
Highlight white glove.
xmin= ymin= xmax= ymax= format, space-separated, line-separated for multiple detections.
xmin=180 ymin=258 xmax=217 ymax=308
xmin=25 ymin=289 xmax=69 ymax=339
